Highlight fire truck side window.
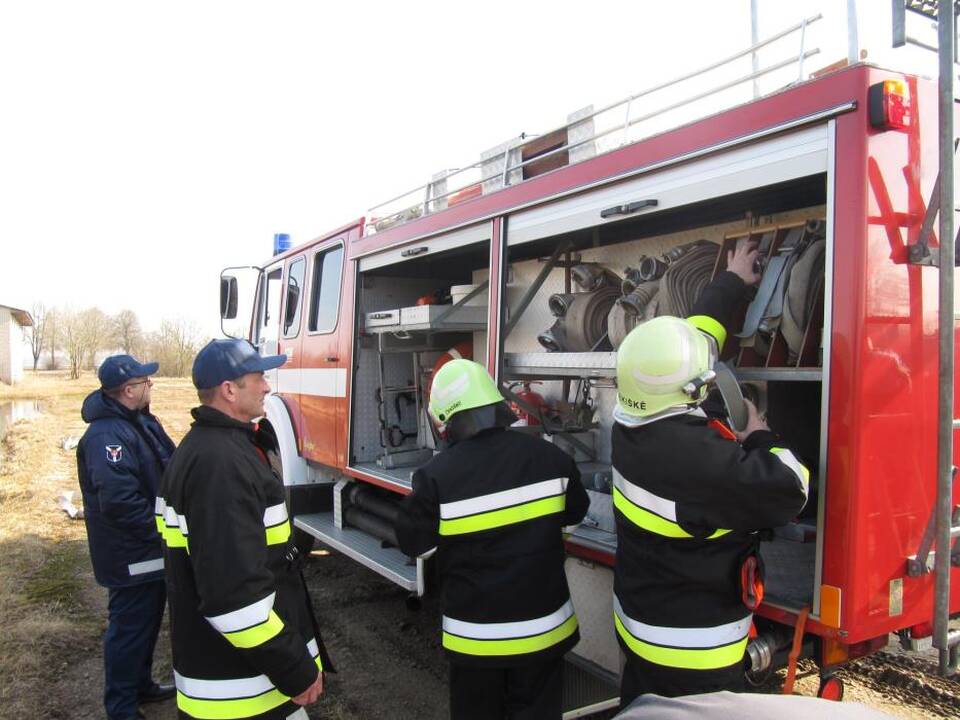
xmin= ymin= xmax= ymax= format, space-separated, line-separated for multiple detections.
xmin=308 ymin=245 xmax=344 ymax=333
xmin=258 ymin=267 xmax=283 ymax=344
xmin=283 ymin=257 xmax=306 ymax=338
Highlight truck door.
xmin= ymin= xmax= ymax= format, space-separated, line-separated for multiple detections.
xmin=299 ymin=241 xmax=346 ymax=469
xmin=255 ymin=262 xmax=284 ymax=388
xmin=277 ymin=254 xmax=308 ymax=435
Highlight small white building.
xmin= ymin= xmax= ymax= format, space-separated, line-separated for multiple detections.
xmin=0 ymin=304 xmax=33 ymax=385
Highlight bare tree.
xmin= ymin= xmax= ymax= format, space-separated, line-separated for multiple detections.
xmin=23 ymin=302 xmax=47 ymax=371
xmin=113 ymin=309 xmax=143 ymax=355
xmin=82 ymin=308 xmax=110 ymax=370
xmin=144 ymin=317 xmax=204 ymax=377
xmin=46 ymin=308 xmax=60 ymax=370
xmin=61 ymin=307 xmax=110 ymax=379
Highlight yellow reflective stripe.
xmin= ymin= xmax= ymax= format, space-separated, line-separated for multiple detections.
xmin=771 ymin=447 xmax=810 ymax=489
xmin=176 ymin=688 xmax=288 ymax=719
xmin=438 ymin=495 xmax=565 ymax=536
xmin=614 ymin=614 xmax=747 ymax=670
xmin=687 ymin=314 xmax=727 ymax=351
xmin=613 ymin=486 xmax=692 ymax=538
xmin=222 ymin=610 xmax=283 ymax=649
xmin=155 ymin=516 xmax=164 ymax=535
xmin=158 ymin=520 xmax=190 ymax=551
xmin=443 ymin=614 xmax=578 ymax=656
xmin=265 ymin=520 xmax=291 ymax=546
xmin=175 ymin=656 xmax=322 ymax=720
xmin=613 ymin=487 xmax=731 ymax=540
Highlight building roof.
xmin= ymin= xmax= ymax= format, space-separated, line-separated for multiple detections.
xmin=0 ymin=304 xmax=34 ymax=327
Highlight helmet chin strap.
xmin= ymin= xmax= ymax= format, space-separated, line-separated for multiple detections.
xmin=680 ymin=361 xmax=748 ymax=433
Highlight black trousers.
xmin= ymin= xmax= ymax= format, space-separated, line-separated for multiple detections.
xmin=103 ymin=581 xmax=166 ymax=720
xmin=619 ymin=654 xmax=745 ymax=709
xmin=449 ymin=657 xmax=564 ymax=720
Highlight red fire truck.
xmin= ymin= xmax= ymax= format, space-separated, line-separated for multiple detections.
xmin=220 ymin=7 xmax=960 ymax=713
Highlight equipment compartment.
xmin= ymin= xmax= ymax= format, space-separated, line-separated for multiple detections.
xmin=349 ymin=235 xmax=492 ymax=489
xmin=499 ymin=173 xmax=829 ymax=617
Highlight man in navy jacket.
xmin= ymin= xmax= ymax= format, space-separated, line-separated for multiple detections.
xmin=77 ymin=355 xmax=176 ymax=720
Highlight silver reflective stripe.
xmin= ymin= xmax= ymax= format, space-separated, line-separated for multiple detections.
xmin=205 ymin=592 xmax=275 ymax=633
xmin=174 ymin=640 xmax=316 ymax=700
xmin=128 ymin=558 xmax=164 ymax=575
xmin=443 ymin=598 xmax=575 ymax=640
xmin=174 ymin=669 xmax=274 ymax=700
xmin=770 ymin=448 xmax=810 ymax=494
xmin=613 ymin=595 xmax=750 ymax=648
xmin=163 ymin=502 xmax=189 ymax=534
xmin=263 ymin=502 xmax=288 ymax=527
xmin=155 ymin=496 xmax=165 ymax=515
xmin=287 ymin=709 xmax=309 ymax=720
xmin=612 ymin=467 xmax=677 ymax=521
xmin=307 ymin=638 xmax=319 ymax=658
xmin=440 ymin=477 xmax=568 ymax=520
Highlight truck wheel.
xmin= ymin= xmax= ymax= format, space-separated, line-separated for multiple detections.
xmin=817 ymin=673 xmax=844 ymax=701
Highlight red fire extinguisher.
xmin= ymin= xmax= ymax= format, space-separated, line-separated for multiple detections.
xmin=509 ymin=382 xmax=548 ymax=426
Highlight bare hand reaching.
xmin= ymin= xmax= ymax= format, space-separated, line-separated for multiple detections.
xmin=734 ymin=399 xmax=769 ymax=442
xmin=291 ymin=671 xmax=324 ymax=706
xmin=727 ymin=240 xmax=761 ymax=286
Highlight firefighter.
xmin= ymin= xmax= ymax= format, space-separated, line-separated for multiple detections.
xmin=396 ymin=359 xmax=589 ymax=720
xmin=77 ymin=354 xmax=176 ymax=720
xmin=158 ymin=339 xmax=332 ymax=720
xmin=611 ymin=247 xmax=810 ymax=704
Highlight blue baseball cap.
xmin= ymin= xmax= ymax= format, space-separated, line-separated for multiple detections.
xmin=192 ymin=339 xmax=287 ymax=390
xmin=98 ymin=354 xmax=160 ymax=390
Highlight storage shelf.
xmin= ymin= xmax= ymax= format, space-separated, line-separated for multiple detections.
xmin=503 ymin=352 xmax=617 ymax=379
xmin=368 ymin=321 xmax=486 ymax=336
xmin=503 ymin=352 xmax=822 ymax=382
xmin=734 ymin=368 xmax=822 ymax=382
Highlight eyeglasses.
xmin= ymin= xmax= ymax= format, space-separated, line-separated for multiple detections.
xmin=126 ymin=378 xmax=153 ymax=389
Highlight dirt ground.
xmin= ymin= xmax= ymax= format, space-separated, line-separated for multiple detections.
xmin=1 ymin=372 xmax=959 ymax=719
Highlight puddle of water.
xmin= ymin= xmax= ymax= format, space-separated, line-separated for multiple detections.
xmin=0 ymin=399 xmax=43 ymax=441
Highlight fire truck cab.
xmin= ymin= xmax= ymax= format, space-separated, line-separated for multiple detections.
xmin=220 ymin=7 xmax=960 ymax=713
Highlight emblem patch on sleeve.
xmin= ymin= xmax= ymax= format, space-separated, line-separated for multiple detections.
xmin=105 ymin=445 xmax=123 ymax=463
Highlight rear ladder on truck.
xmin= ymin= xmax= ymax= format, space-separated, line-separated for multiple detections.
xmin=897 ymin=0 xmax=960 ymax=676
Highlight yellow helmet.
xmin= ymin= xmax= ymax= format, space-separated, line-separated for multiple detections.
xmin=615 ymin=316 xmax=717 ymax=421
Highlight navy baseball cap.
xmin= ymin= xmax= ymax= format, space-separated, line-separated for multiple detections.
xmin=98 ymin=354 xmax=159 ymax=390
xmin=192 ymin=339 xmax=287 ymax=390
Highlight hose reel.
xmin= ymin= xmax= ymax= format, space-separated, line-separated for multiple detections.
xmin=608 ymin=240 xmax=721 ymax=349
xmin=538 ymin=263 xmax=621 ymax=352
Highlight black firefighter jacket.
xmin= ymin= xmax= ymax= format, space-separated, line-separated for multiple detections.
xmin=612 ymin=271 xmax=810 ymax=691
xmin=396 ymin=427 xmax=590 ymax=667
xmin=159 ymin=406 xmax=331 ymax=720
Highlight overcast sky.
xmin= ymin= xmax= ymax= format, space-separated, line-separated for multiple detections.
xmin=0 ymin=1 xmax=930 ymax=338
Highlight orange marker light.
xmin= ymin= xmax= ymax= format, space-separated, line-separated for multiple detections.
xmin=868 ymin=79 xmax=911 ymax=130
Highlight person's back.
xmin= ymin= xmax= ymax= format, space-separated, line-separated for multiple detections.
xmin=411 ymin=427 xmax=585 ymax=655
xmin=611 ymin=243 xmax=809 ymax=704
xmin=396 ymin=359 xmax=589 ymax=719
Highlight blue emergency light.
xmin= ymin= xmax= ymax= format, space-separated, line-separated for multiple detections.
xmin=273 ymin=233 xmax=292 ymax=255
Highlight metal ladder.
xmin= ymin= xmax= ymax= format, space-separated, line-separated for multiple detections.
xmin=898 ymin=0 xmax=960 ymax=676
